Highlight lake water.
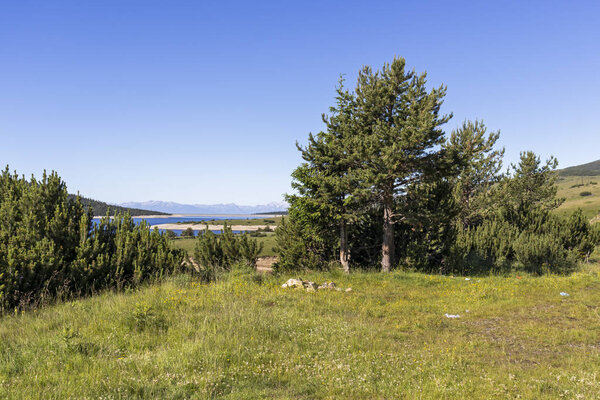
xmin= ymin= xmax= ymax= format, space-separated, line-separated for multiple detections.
xmin=91 ymin=215 xmax=266 ymax=235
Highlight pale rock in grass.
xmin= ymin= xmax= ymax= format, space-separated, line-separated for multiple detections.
xmin=282 ymin=278 xmax=304 ymax=289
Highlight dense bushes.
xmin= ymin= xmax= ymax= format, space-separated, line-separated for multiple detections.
xmin=0 ymin=167 xmax=184 ymax=310
xmin=193 ymin=224 xmax=263 ymax=281
xmin=451 ymin=209 xmax=597 ymax=275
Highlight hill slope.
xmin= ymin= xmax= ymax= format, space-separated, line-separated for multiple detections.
xmin=556 ymin=176 xmax=600 ymax=219
xmin=559 ymin=159 xmax=600 ymax=176
xmin=68 ymin=195 xmax=168 ymax=216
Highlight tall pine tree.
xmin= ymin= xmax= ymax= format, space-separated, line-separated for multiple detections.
xmin=354 ymin=57 xmax=451 ymax=272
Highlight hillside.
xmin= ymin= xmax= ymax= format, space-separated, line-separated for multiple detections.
xmin=558 ymin=159 xmax=600 ymax=177
xmin=68 ymin=195 xmax=168 ymax=216
xmin=555 ymin=176 xmax=600 ymax=219
xmin=1 ymin=269 xmax=600 ymax=398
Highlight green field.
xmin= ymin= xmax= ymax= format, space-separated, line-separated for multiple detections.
xmin=2 ymin=263 xmax=600 ymax=399
xmin=172 ymin=233 xmax=279 ymax=257
xmin=174 ymin=217 xmax=283 ymax=227
xmin=556 ymin=176 xmax=600 ymax=219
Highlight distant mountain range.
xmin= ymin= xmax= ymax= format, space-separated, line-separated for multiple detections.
xmin=559 ymin=159 xmax=600 ymax=177
xmin=68 ymin=195 xmax=168 ymax=216
xmin=118 ymin=201 xmax=288 ymax=215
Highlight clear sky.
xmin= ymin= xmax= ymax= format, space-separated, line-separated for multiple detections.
xmin=1 ymin=1 xmax=599 ymax=205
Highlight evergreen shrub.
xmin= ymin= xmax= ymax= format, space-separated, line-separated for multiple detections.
xmin=0 ymin=167 xmax=184 ymax=310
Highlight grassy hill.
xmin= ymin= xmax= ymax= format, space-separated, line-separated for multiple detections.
xmin=555 ymin=176 xmax=600 ymax=219
xmin=558 ymin=159 xmax=600 ymax=177
xmin=553 ymin=159 xmax=600 ymax=220
xmin=68 ymin=195 xmax=168 ymax=216
xmin=1 ymin=266 xmax=600 ymax=398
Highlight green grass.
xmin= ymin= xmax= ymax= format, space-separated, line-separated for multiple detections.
xmin=2 ymin=265 xmax=600 ymax=399
xmin=171 ymin=233 xmax=278 ymax=257
xmin=556 ymin=176 xmax=600 ymax=219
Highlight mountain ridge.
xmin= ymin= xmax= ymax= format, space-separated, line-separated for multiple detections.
xmin=558 ymin=159 xmax=600 ymax=177
xmin=118 ymin=200 xmax=288 ymax=214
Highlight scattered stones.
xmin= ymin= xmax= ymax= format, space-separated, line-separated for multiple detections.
xmin=281 ymin=279 xmax=352 ymax=293
xmin=317 ymin=282 xmax=336 ymax=290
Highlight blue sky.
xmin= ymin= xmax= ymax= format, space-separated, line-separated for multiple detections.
xmin=1 ymin=1 xmax=599 ymax=205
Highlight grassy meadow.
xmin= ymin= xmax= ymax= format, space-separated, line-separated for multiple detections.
xmin=2 ymin=263 xmax=600 ymax=399
xmin=171 ymin=233 xmax=278 ymax=258
xmin=556 ymin=175 xmax=600 ymax=219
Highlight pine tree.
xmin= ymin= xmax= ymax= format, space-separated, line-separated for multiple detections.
xmin=496 ymin=151 xmax=563 ymax=223
xmin=290 ymin=77 xmax=361 ymax=273
xmin=354 ymin=57 xmax=451 ymax=272
xmin=444 ymin=120 xmax=504 ymax=229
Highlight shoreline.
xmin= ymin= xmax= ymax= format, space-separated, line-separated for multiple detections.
xmin=151 ymin=223 xmax=273 ymax=231
xmin=93 ymin=213 xmax=284 ymax=219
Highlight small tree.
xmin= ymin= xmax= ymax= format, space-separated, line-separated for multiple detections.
xmin=180 ymin=227 xmax=195 ymax=238
xmin=291 ymin=77 xmax=362 ymax=272
xmin=444 ymin=120 xmax=504 ymax=229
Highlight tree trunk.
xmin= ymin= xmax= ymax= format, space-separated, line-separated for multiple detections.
xmin=340 ymin=220 xmax=349 ymax=273
xmin=381 ymin=197 xmax=394 ymax=272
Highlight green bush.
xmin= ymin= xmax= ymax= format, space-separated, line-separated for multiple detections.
xmin=580 ymin=191 xmax=592 ymax=197
xmin=273 ymin=217 xmax=332 ymax=273
xmin=0 ymin=166 xmax=184 ymax=311
xmin=180 ymin=227 xmax=195 ymax=238
xmin=193 ymin=224 xmax=263 ymax=281
xmin=450 ymin=208 xmax=596 ymax=275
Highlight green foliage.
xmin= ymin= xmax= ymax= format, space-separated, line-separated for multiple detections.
xmin=354 ymin=58 xmax=452 ymax=271
xmin=193 ymin=224 xmax=263 ymax=281
xmin=496 ymin=151 xmax=563 ymax=215
xmin=280 ymin=58 xmax=595 ymax=276
xmin=580 ymin=191 xmax=592 ymax=197
xmin=444 ymin=120 xmax=504 ymax=228
xmin=180 ymin=227 xmax=195 ymax=238
xmin=0 ymin=166 xmax=184 ymax=311
xmin=273 ymin=206 xmax=335 ymax=273
xmin=452 ymin=208 xmax=597 ymax=275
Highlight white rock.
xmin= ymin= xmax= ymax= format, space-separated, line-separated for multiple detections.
xmin=284 ymin=278 xmax=303 ymax=288
xmin=444 ymin=313 xmax=460 ymax=319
